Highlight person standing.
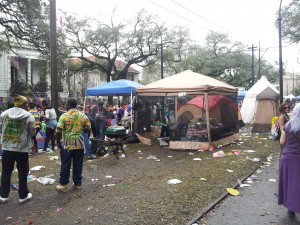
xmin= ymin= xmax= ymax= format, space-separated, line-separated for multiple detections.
xmin=28 ymin=102 xmax=41 ymax=135
xmin=91 ymin=101 xmax=108 ymax=140
xmin=0 ymin=95 xmax=37 ymax=203
xmin=78 ymin=106 xmax=96 ymax=160
xmin=278 ymin=102 xmax=291 ymax=155
xmin=41 ymin=100 xmax=57 ymax=151
xmin=278 ymin=103 xmax=300 ymax=218
xmin=55 ymin=98 xmax=91 ymax=192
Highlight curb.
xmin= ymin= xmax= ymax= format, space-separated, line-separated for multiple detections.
xmin=186 ymin=165 xmax=261 ymax=225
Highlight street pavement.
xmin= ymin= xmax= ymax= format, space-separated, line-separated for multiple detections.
xmin=198 ymin=154 xmax=300 ymax=225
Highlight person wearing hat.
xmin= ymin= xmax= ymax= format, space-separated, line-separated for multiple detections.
xmin=0 ymin=95 xmax=37 ymax=203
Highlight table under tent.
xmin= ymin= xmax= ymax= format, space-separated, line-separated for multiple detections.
xmin=135 ymin=70 xmax=239 ymax=150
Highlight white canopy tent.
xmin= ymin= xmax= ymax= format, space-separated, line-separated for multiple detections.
xmin=240 ymin=76 xmax=279 ymax=132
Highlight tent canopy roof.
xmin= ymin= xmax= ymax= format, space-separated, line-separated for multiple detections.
xmin=245 ymin=76 xmax=279 ymax=100
xmin=136 ymin=70 xmax=237 ymax=96
xmin=85 ymin=79 xmax=143 ymax=96
xmin=179 ymin=95 xmax=236 ymax=111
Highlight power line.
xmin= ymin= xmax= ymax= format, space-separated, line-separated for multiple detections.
xmin=146 ymin=0 xmax=252 ymax=46
xmin=170 ymin=0 xmax=233 ymax=35
xmin=146 ymin=0 xmax=220 ymax=36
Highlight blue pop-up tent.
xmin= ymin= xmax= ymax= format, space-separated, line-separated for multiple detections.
xmin=85 ymin=79 xmax=143 ymax=130
xmin=85 ymin=79 xmax=143 ymax=96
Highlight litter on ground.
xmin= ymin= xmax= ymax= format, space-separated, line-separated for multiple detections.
xmin=30 ymin=166 xmax=45 ymax=171
xmin=37 ymin=177 xmax=55 ymax=185
xmin=167 ymin=179 xmax=182 ymax=184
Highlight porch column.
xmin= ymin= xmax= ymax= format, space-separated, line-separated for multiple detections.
xmin=27 ymin=58 xmax=32 ymax=86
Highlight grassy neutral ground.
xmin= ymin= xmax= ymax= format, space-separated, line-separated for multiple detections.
xmin=0 ymin=126 xmax=280 ymax=225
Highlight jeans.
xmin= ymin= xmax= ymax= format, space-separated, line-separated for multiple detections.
xmin=82 ymin=132 xmax=92 ymax=157
xmin=44 ymin=127 xmax=56 ymax=150
xmin=1 ymin=150 xmax=29 ymax=199
xmin=95 ymin=118 xmax=107 ymax=140
xmin=59 ymin=147 xmax=84 ymax=186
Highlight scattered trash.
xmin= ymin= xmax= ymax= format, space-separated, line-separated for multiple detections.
xmin=103 ymin=184 xmax=115 ymax=187
xmin=91 ymin=178 xmax=99 ymax=181
xmin=193 ymin=158 xmax=202 ymax=161
xmin=167 ymin=156 xmax=173 ymax=158
xmin=250 ymin=175 xmax=258 ymax=180
xmin=49 ymin=156 xmax=59 ymax=160
xmin=243 ymin=150 xmax=256 ymax=153
xmin=28 ymin=219 xmax=33 ymax=224
xmin=27 ymin=175 xmax=36 ymax=182
xmin=155 ymin=159 xmax=161 ymax=162
xmin=269 ymin=179 xmax=276 ymax=182
xmin=37 ymin=177 xmax=55 ymax=185
xmin=256 ymin=169 xmax=263 ymax=174
xmin=119 ymin=154 xmax=126 ymax=158
xmin=106 ymin=175 xmax=112 ymax=178
xmin=90 ymin=165 xmax=97 ymax=170
xmin=118 ymin=184 xmax=129 ymax=189
xmin=56 ymin=208 xmax=62 ymax=213
xmin=226 ymin=188 xmax=240 ymax=196
xmin=146 ymin=155 xmax=157 ymax=160
xmin=188 ymin=152 xmax=194 ymax=155
xmin=200 ymin=178 xmax=207 ymax=181
xmin=167 ymin=179 xmax=182 ymax=185
xmin=112 ymin=177 xmax=120 ymax=181
xmin=238 ymin=179 xmax=251 ymax=188
xmin=247 ymin=157 xmax=260 ymax=162
xmin=11 ymin=183 xmax=18 ymax=190
xmin=30 ymin=166 xmax=45 ymax=171
xmin=231 ymin=150 xmax=241 ymax=155
xmin=226 ymin=169 xmax=233 ymax=173
xmin=213 ymin=150 xmax=225 ymax=158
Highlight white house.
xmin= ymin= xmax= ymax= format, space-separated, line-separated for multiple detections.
xmin=0 ymin=44 xmax=50 ymax=97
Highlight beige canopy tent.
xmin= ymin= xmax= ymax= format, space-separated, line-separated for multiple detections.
xmin=136 ymin=70 xmax=239 ymax=150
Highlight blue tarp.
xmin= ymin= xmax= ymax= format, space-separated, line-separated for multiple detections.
xmin=85 ymin=79 xmax=143 ymax=96
xmin=238 ymin=90 xmax=247 ymax=101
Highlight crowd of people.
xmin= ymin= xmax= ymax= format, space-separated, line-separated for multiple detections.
xmin=0 ymin=95 xmax=135 ymax=203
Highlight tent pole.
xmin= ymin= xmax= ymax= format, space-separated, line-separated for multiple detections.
xmin=175 ymin=96 xmax=178 ymax=121
xmin=130 ymin=88 xmax=133 ymax=131
xmin=204 ymin=93 xmax=212 ymax=144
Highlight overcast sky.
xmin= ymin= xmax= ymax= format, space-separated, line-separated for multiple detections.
xmin=57 ymin=0 xmax=299 ymax=73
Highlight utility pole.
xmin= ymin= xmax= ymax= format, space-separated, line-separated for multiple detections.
xmin=278 ymin=0 xmax=284 ymax=103
xmin=258 ymin=42 xmax=261 ymax=79
xmin=160 ymin=34 xmax=166 ymax=123
xmin=50 ymin=0 xmax=58 ymax=115
xmin=248 ymin=44 xmax=256 ymax=86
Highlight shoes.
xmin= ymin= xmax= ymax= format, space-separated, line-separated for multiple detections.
xmin=0 ymin=196 xmax=9 ymax=203
xmin=19 ymin=193 xmax=32 ymax=203
xmin=56 ymin=184 xmax=68 ymax=192
xmin=288 ymin=210 xmax=295 ymax=218
xmin=72 ymin=183 xmax=82 ymax=190
xmin=87 ymin=154 xmax=97 ymax=159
